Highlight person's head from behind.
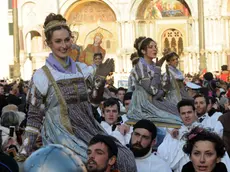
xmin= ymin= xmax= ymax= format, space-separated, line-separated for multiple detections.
xmin=130 ymin=119 xmax=157 ymax=157
xmin=134 ymin=36 xmax=158 ymax=60
xmin=44 ymin=13 xmax=72 ymax=60
xmin=177 ymin=99 xmax=197 ymax=126
xmin=87 ymin=134 xmax=117 ymax=172
xmin=93 ymin=53 xmax=103 ymax=66
xmin=165 ymin=52 xmax=179 ymax=68
xmin=0 ymin=153 xmax=19 ymax=172
xmin=102 ymin=98 xmax=120 ymax=125
xmin=183 ymin=127 xmax=225 ymax=172
xmin=116 ymin=87 xmax=126 ymax=102
xmin=1 ymin=111 xmax=19 ymax=128
xmin=194 ymin=94 xmax=209 ymax=117
xmin=123 ymin=92 xmax=133 ymax=113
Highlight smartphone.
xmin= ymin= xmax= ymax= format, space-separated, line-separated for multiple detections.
xmin=9 ymin=126 xmax=15 ymax=137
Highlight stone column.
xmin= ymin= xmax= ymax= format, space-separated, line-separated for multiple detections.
xmin=13 ymin=0 xmax=21 ymax=79
xmin=198 ymin=0 xmax=206 ymax=71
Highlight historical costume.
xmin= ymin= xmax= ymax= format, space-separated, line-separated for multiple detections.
xmin=136 ymin=151 xmax=171 ymax=172
xmin=163 ymin=52 xmax=191 ymax=105
xmin=17 ymin=14 xmax=136 ymax=172
xmin=20 ymin=54 xmax=136 ymax=172
xmin=127 ymin=57 xmax=181 ymax=124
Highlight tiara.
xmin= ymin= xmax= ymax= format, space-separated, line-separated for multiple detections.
xmin=138 ymin=38 xmax=148 ymax=51
xmin=44 ymin=20 xmax=67 ymax=33
xmin=131 ymin=56 xmax=139 ymax=62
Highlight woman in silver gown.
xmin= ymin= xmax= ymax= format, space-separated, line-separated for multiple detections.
xmin=164 ymin=52 xmax=191 ymax=105
xmin=16 ymin=13 xmax=136 ymax=172
xmin=127 ymin=37 xmax=181 ymax=125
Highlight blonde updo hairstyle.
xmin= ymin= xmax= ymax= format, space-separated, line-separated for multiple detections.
xmin=43 ymin=13 xmax=72 ymax=44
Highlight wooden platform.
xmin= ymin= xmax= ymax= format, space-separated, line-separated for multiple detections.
xmin=125 ymin=119 xmax=182 ymax=129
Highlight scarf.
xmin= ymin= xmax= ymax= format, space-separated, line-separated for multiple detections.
xmin=168 ymin=65 xmax=184 ymax=80
xmin=46 ymin=53 xmax=76 ymax=74
xmin=182 ymin=161 xmax=227 ymax=172
xmin=140 ymin=57 xmax=156 ymax=72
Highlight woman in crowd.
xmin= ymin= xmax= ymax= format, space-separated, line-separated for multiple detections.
xmin=15 ymin=13 xmax=136 ymax=172
xmin=164 ymin=51 xmax=191 ymax=105
xmin=127 ymin=36 xmax=181 ymax=124
xmin=182 ymin=127 xmax=227 ymax=172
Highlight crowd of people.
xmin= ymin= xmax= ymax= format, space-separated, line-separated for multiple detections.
xmin=1 ymin=12 xmax=230 ymax=172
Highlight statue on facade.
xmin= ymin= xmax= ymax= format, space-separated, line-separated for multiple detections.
xmin=79 ymin=32 xmax=106 ymax=66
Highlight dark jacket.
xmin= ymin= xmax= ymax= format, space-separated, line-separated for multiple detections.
xmin=182 ymin=161 xmax=227 ymax=172
xmin=219 ymin=112 xmax=230 ymax=156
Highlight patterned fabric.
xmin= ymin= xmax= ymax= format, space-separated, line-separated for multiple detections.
xmin=128 ymin=58 xmax=180 ymax=123
xmin=25 ymin=63 xmax=137 ymax=172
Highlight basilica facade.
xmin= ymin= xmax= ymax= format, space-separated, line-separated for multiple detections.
xmin=3 ymin=0 xmax=230 ymax=86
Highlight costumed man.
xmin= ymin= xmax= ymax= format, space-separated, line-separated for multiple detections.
xmin=100 ymin=98 xmax=131 ymax=146
xmin=86 ymin=134 xmax=119 ymax=172
xmin=158 ymin=99 xmax=230 ymax=172
xmin=194 ymin=94 xmax=223 ymax=135
xmin=129 ymin=119 xmax=171 ymax=172
xmin=79 ymin=32 xmax=106 ymax=66
xmin=68 ymin=31 xmax=81 ymax=62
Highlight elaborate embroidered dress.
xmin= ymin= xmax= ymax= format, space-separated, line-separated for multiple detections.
xmin=165 ymin=65 xmax=190 ymax=105
xmin=127 ymin=58 xmax=181 ymax=125
xmin=25 ymin=53 xmax=136 ymax=172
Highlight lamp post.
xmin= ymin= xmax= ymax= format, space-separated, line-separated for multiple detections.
xmin=12 ymin=0 xmax=21 ymax=79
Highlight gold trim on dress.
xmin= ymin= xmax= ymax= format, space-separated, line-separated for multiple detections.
xmin=42 ymin=66 xmax=74 ymax=135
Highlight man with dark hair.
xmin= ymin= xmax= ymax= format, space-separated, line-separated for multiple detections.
xmin=123 ymin=92 xmax=132 ymax=113
xmin=86 ymin=134 xmax=118 ymax=172
xmin=129 ymin=119 xmax=171 ymax=172
xmin=101 ymin=98 xmax=131 ymax=145
xmin=159 ymin=99 xmax=230 ymax=172
xmin=93 ymin=53 xmax=103 ymax=67
xmin=194 ymin=94 xmax=223 ymax=134
xmin=116 ymin=87 xmax=126 ymax=114
xmin=121 ymin=92 xmax=133 ymax=122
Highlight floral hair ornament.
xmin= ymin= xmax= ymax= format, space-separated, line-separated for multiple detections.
xmin=44 ymin=20 xmax=67 ymax=33
xmin=188 ymin=127 xmax=204 ymax=140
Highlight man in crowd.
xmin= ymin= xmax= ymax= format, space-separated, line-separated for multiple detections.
xmin=101 ymin=98 xmax=131 ymax=145
xmin=86 ymin=134 xmax=118 ymax=172
xmin=129 ymin=119 xmax=171 ymax=172
xmin=194 ymin=93 xmax=223 ymax=136
xmin=116 ymin=87 xmax=126 ymax=114
xmin=158 ymin=99 xmax=198 ymax=172
xmin=120 ymin=92 xmax=133 ymax=122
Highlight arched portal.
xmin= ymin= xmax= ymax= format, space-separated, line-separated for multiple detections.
xmin=162 ymin=28 xmax=183 ymax=55
xmin=25 ymin=31 xmax=42 ymax=54
xmin=24 ymin=31 xmax=42 ymax=80
xmin=64 ymin=0 xmax=118 ymax=57
xmin=136 ymin=0 xmax=191 ymax=19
